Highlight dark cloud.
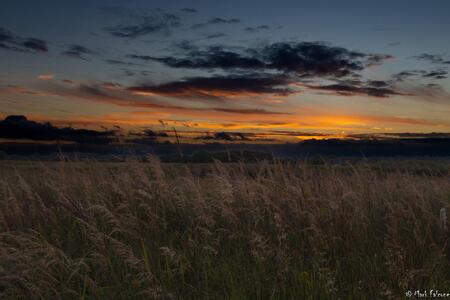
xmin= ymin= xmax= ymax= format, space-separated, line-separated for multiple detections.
xmin=126 ymin=42 xmax=410 ymax=100
xmin=392 ymin=69 xmax=447 ymax=81
xmin=380 ymin=132 xmax=450 ymax=139
xmin=171 ymin=40 xmax=198 ymax=52
xmin=213 ymin=108 xmax=289 ymax=115
xmin=197 ymin=132 xmax=249 ymax=141
xmin=38 ymin=81 xmax=215 ymax=111
xmin=138 ymin=42 xmax=393 ymax=79
xmin=105 ymin=13 xmax=181 ymax=38
xmin=134 ymin=47 xmax=265 ymax=70
xmin=127 ymin=54 xmax=155 ymax=61
xmin=0 ymin=115 xmax=115 ymax=144
xmin=414 ymin=53 xmax=450 ymax=65
xmin=261 ymin=43 xmax=392 ymax=77
xmin=426 ymin=83 xmax=442 ymax=89
xmin=268 ymin=130 xmax=330 ymax=137
xmin=122 ymin=69 xmax=137 ymax=77
xmin=127 ymin=74 xmax=296 ymax=100
xmin=61 ymin=45 xmax=96 ymax=60
xmin=422 ymin=70 xmax=447 ymax=80
xmin=367 ymin=80 xmax=390 ymax=88
xmin=22 ymin=38 xmax=48 ymax=52
xmin=366 ymin=54 xmax=394 ymax=66
xmin=143 ymin=129 xmax=169 ymax=137
xmin=77 ymin=84 xmax=145 ymax=105
xmin=0 ymin=27 xmax=48 ymax=53
xmin=36 ymin=81 xmax=161 ymax=109
xmin=191 ymin=17 xmax=240 ymax=29
xmin=101 ymin=82 xmax=123 ymax=89
xmin=262 ymin=42 xmax=361 ymax=76
xmin=194 ymin=130 xmax=334 ymax=143
xmin=128 ymin=129 xmax=169 ymax=144
xmin=104 ymin=59 xmax=138 ymax=66
xmin=204 ymin=32 xmax=227 ymax=39
xmin=244 ymin=25 xmax=270 ymax=32
xmin=391 ymin=70 xmax=421 ymax=82
xmin=38 ymin=81 xmax=289 ymax=115
xmin=400 ymin=82 xmax=449 ymax=103
xmin=0 ymin=28 xmax=11 ymax=41
xmin=306 ymin=81 xmax=411 ymax=98
xmin=181 ymin=8 xmax=197 ymax=13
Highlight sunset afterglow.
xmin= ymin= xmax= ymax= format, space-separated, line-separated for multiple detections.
xmin=1 ymin=0 xmax=449 ymax=143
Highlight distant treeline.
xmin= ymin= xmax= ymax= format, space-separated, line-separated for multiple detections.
xmin=1 ymin=138 xmax=450 ymax=161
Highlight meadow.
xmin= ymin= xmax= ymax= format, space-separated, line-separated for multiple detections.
xmin=0 ymin=158 xmax=449 ymax=299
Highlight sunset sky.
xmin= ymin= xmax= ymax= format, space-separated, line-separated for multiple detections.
xmin=1 ymin=0 xmax=450 ymax=142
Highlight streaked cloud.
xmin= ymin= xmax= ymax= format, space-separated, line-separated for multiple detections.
xmin=105 ymin=12 xmax=181 ymax=38
xmin=305 ymin=82 xmax=411 ymax=98
xmin=191 ymin=17 xmax=240 ymax=29
xmin=181 ymin=8 xmax=198 ymax=13
xmin=61 ymin=44 xmax=96 ymax=60
xmin=414 ymin=53 xmax=450 ymax=65
xmin=127 ymin=74 xmax=296 ymax=100
xmin=0 ymin=27 xmax=48 ymax=53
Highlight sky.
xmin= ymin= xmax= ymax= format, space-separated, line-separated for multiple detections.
xmin=1 ymin=0 xmax=450 ymax=142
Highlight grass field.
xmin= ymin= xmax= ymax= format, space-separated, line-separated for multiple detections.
xmin=0 ymin=158 xmax=449 ymax=299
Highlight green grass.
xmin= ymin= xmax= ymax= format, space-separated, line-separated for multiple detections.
xmin=0 ymin=158 xmax=449 ymax=299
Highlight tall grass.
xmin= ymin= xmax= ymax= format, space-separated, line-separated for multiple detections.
xmin=0 ymin=158 xmax=449 ymax=299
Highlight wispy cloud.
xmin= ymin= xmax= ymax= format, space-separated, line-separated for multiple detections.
xmin=305 ymin=82 xmax=411 ymax=98
xmin=414 ymin=53 xmax=450 ymax=65
xmin=422 ymin=70 xmax=447 ymax=79
xmin=191 ymin=17 xmax=240 ymax=29
xmin=181 ymin=8 xmax=197 ymax=13
xmin=26 ymin=81 xmax=290 ymax=117
xmin=244 ymin=25 xmax=272 ymax=32
xmin=0 ymin=27 xmax=48 ymax=53
xmin=203 ymin=32 xmax=227 ymax=39
xmin=127 ymin=74 xmax=296 ymax=100
xmin=105 ymin=12 xmax=181 ymax=38
xmin=61 ymin=45 xmax=96 ymax=60
xmin=104 ymin=59 xmax=138 ymax=66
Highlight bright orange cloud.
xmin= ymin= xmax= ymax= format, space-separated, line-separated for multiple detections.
xmin=38 ymin=74 xmax=55 ymax=80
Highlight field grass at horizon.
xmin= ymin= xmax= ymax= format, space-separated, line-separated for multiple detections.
xmin=0 ymin=158 xmax=449 ymax=299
